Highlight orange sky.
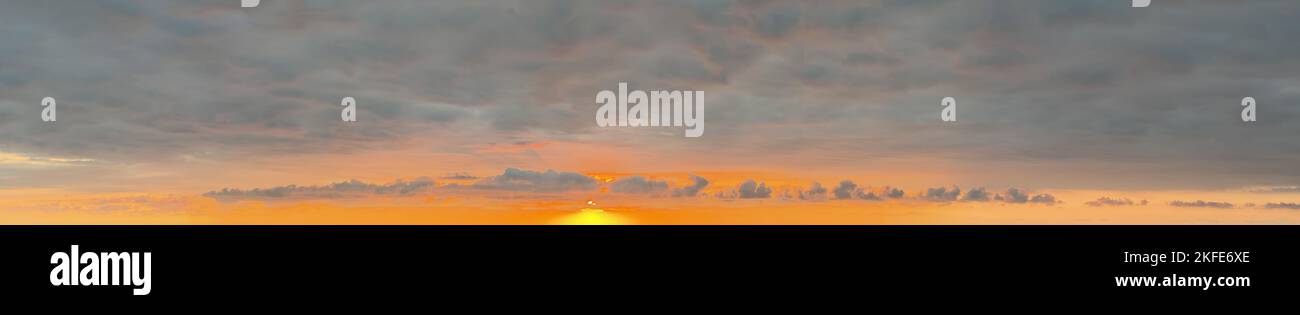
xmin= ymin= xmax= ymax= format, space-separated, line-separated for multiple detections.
xmin=4 ymin=1 xmax=1300 ymax=225
xmin=5 ymin=182 xmax=1300 ymax=225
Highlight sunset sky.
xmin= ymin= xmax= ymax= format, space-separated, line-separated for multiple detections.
xmin=2 ymin=0 xmax=1299 ymax=224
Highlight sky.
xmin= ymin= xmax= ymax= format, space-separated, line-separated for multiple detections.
xmin=2 ymin=0 xmax=1300 ymax=224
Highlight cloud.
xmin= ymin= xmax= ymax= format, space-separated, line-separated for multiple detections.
xmin=5 ymin=194 xmax=210 ymax=213
xmin=610 ymin=176 xmax=669 ymax=194
xmin=440 ymin=173 xmax=478 ymax=180
xmin=995 ymin=188 xmax=1058 ymax=205
xmin=962 ymin=187 xmax=990 ymax=201
xmin=204 ymin=177 xmax=435 ymax=201
xmin=799 ymin=182 xmax=828 ymax=201
xmin=923 ymin=186 xmax=961 ymax=201
xmin=1030 ymin=194 xmax=1058 ymax=205
xmin=1085 ymin=197 xmax=1138 ymax=207
xmin=1169 ymin=200 xmax=1235 ymax=209
xmin=5 ymin=1 xmax=1300 ymax=195
xmin=0 ymin=151 xmax=96 ymax=168
xmin=824 ymin=180 xmax=899 ymax=200
xmin=472 ymin=168 xmax=598 ymax=192
xmin=1264 ymin=203 xmax=1300 ymax=210
xmin=672 ymin=175 xmax=710 ymax=197
xmin=1252 ymin=187 xmax=1300 ymax=194
xmin=832 ymin=180 xmax=859 ymax=200
xmin=737 ymin=179 xmax=773 ymax=199
xmin=995 ymin=188 xmax=1029 ymax=203
xmin=856 ymin=190 xmax=883 ymax=201
xmin=868 ymin=186 xmax=909 ymax=197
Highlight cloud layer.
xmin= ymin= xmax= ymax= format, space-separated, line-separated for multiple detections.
xmin=202 ymin=167 xmax=1261 ymax=217
xmin=205 ymin=177 xmax=436 ymax=201
xmin=672 ymin=175 xmax=710 ymax=197
xmin=2 ymin=1 xmax=1299 ymax=196
xmin=1169 ymin=200 xmax=1235 ymax=209
xmin=472 ymin=168 xmax=598 ymax=192
xmin=611 ymin=176 xmax=669 ymax=194
xmin=1084 ymin=197 xmax=1146 ymax=207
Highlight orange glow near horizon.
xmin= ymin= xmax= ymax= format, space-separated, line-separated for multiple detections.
xmin=4 ymin=183 xmax=1300 ymax=225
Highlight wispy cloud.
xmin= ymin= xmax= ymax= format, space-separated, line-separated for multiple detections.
xmin=440 ymin=173 xmax=479 ymax=180
xmin=1169 ymin=200 xmax=1235 ymax=209
xmin=1265 ymin=203 xmax=1300 ymax=210
xmin=610 ymin=176 xmax=669 ymax=194
xmin=1251 ymin=187 xmax=1300 ymax=194
xmin=1084 ymin=197 xmax=1146 ymax=207
xmin=471 ymin=168 xmax=598 ymax=193
xmin=0 ymin=151 xmax=95 ymax=168
xmin=204 ymin=178 xmax=436 ymax=201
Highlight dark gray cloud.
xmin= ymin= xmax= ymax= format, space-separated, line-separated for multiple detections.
xmin=883 ymin=186 xmax=905 ymax=199
xmin=962 ymin=187 xmax=990 ymax=201
xmin=923 ymin=186 xmax=961 ymax=201
xmin=995 ymin=188 xmax=1058 ymax=205
xmin=799 ymin=182 xmax=828 ymax=201
xmin=856 ymin=190 xmax=883 ymax=201
xmin=825 ymin=180 xmax=894 ymax=201
xmin=610 ymin=176 xmax=669 ymax=194
xmin=196 ymin=166 xmax=1109 ymax=209
xmin=737 ymin=179 xmax=772 ymax=199
xmin=832 ymin=180 xmax=859 ymax=200
xmin=472 ymin=168 xmax=597 ymax=192
xmin=204 ymin=177 xmax=435 ymax=201
xmin=1264 ymin=202 xmax=1300 ymax=210
xmin=4 ymin=1 xmax=1300 ymax=192
xmin=1084 ymin=197 xmax=1138 ymax=207
xmin=1030 ymin=194 xmax=1058 ymax=205
xmin=996 ymin=188 xmax=1029 ymax=203
xmin=672 ymin=175 xmax=710 ymax=197
xmin=1169 ymin=200 xmax=1235 ymax=209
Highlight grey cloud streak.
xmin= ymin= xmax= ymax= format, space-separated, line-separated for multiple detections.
xmin=472 ymin=168 xmax=598 ymax=192
xmin=204 ymin=177 xmax=436 ymax=201
xmin=672 ymin=175 xmax=710 ymax=197
xmin=1169 ymin=200 xmax=1235 ymax=209
xmin=611 ymin=176 xmax=670 ymax=194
